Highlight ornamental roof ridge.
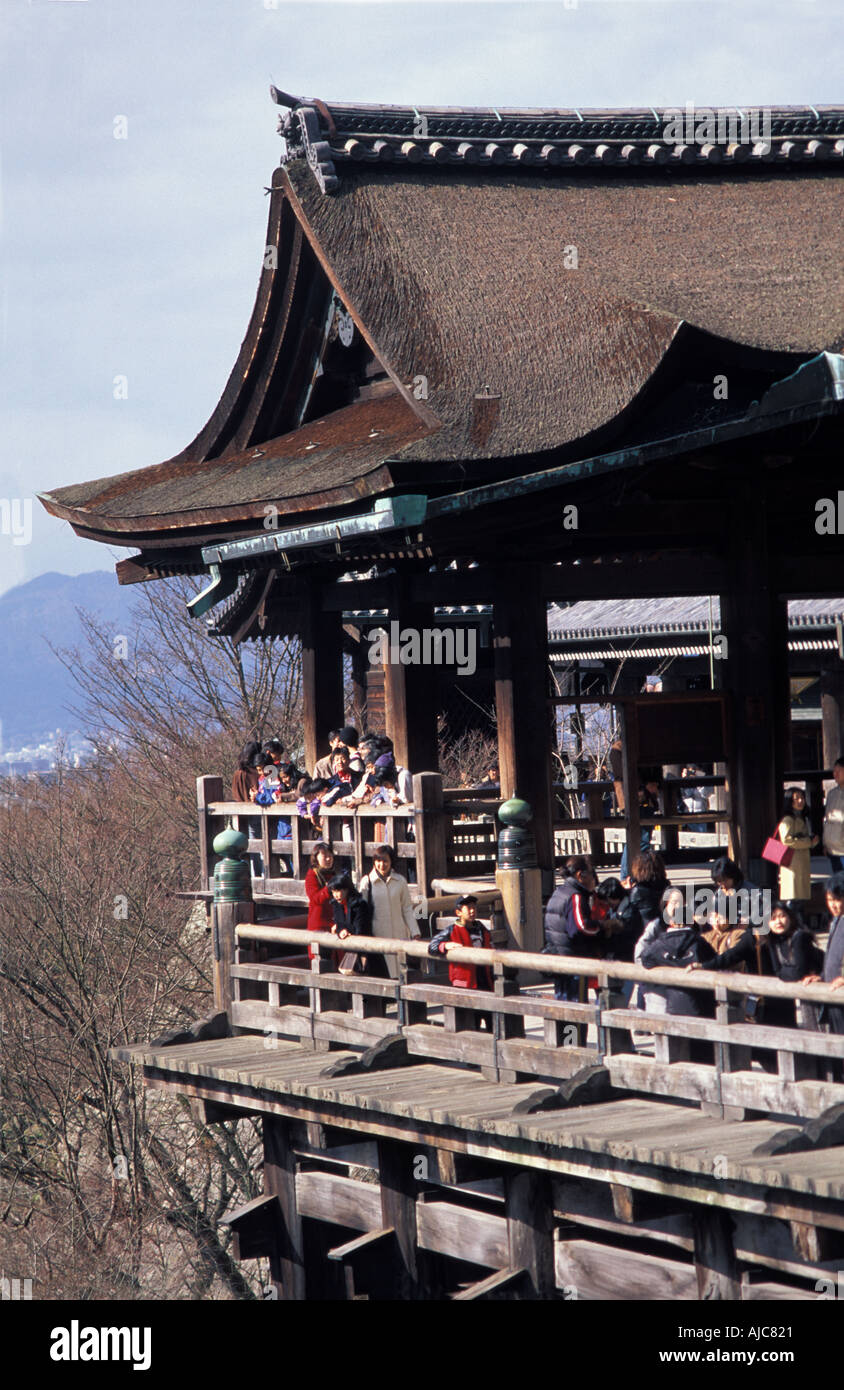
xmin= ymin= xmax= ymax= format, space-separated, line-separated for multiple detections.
xmin=271 ymin=89 xmax=844 ymax=193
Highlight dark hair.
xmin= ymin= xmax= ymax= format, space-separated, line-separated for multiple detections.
xmin=711 ymin=855 xmax=741 ymax=887
xmin=371 ymin=844 xmax=395 ymax=865
xmin=631 ymin=849 xmax=667 ymax=886
xmin=328 ymin=729 xmax=341 ymax=743
xmin=309 ymin=841 xmax=334 ymax=869
xmin=783 ymin=786 xmax=807 ymax=820
xmin=826 ymin=872 xmax=844 ymax=899
xmin=238 ymin=740 xmax=261 ymax=772
xmin=279 ymin=761 xmax=300 ymax=781
xmin=328 ymin=872 xmax=355 ymax=896
xmin=770 ymin=900 xmax=799 ymax=934
xmin=338 ymin=726 xmax=359 ymax=748
xmin=374 ymin=767 xmax=397 ymax=787
xmin=597 ymin=877 xmax=625 ymax=903
xmin=564 ymin=855 xmax=594 ymax=880
xmin=262 ymin=738 xmax=284 ymax=759
xmin=835 ymin=758 xmax=844 ymax=770
xmin=302 ymin=777 xmax=329 ymax=797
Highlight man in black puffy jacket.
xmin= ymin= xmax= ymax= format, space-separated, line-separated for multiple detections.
xmin=544 ymin=856 xmax=602 ymax=1001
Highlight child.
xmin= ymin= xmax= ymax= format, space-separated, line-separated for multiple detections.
xmin=329 ymin=871 xmax=388 ymax=978
xmin=428 ymin=895 xmax=493 ymax=992
xmin=296 ymin=777 xmax=331 ymax=831
xmin=369 ymin=765 xmax=407 ymax=809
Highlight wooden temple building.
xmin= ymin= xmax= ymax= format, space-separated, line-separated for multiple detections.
xmin=41 ymin=95 xmax=844 ymax=1300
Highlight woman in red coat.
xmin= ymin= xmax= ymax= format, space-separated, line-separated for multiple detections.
xmin=305 ymin=842 xmax=335 ymax=961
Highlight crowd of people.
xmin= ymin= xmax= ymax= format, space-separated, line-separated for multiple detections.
xmin=542 ymin=848 xmax=844 ymax=1040
xmin=231 ymin=726 xmax=415 ymax=875
xmin=230 ymin=729 xmax=844 ymax=1046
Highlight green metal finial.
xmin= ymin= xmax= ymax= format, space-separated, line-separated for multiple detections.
xmin=213 ymin=826 xmax=248 ymax=857
xmin=497 ymin=797 xmax=537 ymax=870
xmin=213 ymin=825 xmax=252 ymax=903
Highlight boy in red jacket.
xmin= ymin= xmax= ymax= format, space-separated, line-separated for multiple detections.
xmin=428 ymin=895 xmax=493 ymax=991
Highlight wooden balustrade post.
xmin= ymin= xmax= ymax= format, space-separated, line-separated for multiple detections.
xmin=495 ymin=799 xmax=543 ymax=956
xmin=708 ymin=985 xmax=751 ymax=1120
xmin=413 ymin=773 xmax=447 ymax=895
xmin=197 ymin=775 xmax=224 ymax=891
xmin=213 ymin=901 xmax=250 ymax=1019
xmin=210 ymin=826 xmax=254 ymax=1020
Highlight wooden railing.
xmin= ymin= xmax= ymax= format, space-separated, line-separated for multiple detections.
xmin=198 ymin=772 xmax=499 ymax=897
xmin=230 ymin=924 xmax=844 ymax=1123
xmin=551 ymin=774 xmax=734 ymax=862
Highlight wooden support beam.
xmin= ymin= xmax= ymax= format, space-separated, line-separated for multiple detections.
xmin=263 ymin=1116 xmax=306 ymax=1301
xmin=504 ymin=1169 xmax=556 ymax=1299
xmin=328 ymin=1227 xmax=396 ymax=1301
xmin=693 ymin=1208 xmax=740 ymax=1300
xmin=221 ymin=1194 xmax=281 ymax=1261
xmin=382 ymin=585 xmax=440 ymax=772
xmin=378 ymin=1138 xmax=429 ymax=1299
xmin=618 ymin=702 xmax=641 ymax=875
xmin=302 ymin=590 xmax=344 ymax=774
xmin=452 ymin=1267 xmax=530 ymax=1300
xmin=720 ymin=484 xmax=788 ymax=885
xmin=493 ymin=564 xmax=555 ymax=880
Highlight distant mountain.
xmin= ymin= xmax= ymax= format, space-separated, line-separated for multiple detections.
xmin=0 ymin=571 xmax=138 ymax=747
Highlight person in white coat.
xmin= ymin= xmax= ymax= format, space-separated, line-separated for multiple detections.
xmin=360 ymin=845 xmax=420 ymax=979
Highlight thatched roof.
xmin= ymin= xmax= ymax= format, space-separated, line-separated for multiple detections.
xmin=40 ymin=94 xmax=844 ymax=562
xmin=285 ymin=158 xmax=844 ymax=463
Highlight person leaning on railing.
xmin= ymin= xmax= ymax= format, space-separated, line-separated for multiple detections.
xmin=802 ymin=873 xmax=844 ymax=1054
xmin=329 ymin=871 xmax=389 ymax=979
xmin=428 ymin=895 xmax=493 ymax=993
xmin=640 ymin=887 xmax=716 ymax=1028
xmin=689 ymin=902 xmax=823 ymax=1030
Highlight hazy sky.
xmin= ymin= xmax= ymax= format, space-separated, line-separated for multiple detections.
xmin=1 ymin=0 xmax=841 ymax=596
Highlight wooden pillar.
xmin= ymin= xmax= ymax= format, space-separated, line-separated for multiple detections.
xmin=493 ymin=565 xmax=555 ymax=881
xmin=618 ymin=702 xmax=641 ymax=874
xmin=821 ymin=667 xmax=844 ymax=768
xmin=263 ymin=1117 xmax=306 ymax=1300
xmin=377 ymin=1138 xmax=429 ymax=1299
xmin=693 ymin=1209 xmax=740 ymax=1300
xmin=505 ymin=1169 xmax=556 ymax=1299
xmin=382 ymin=586 xmax=440 ymax=772
xmin=720 ymin=487 xmax=789 ymax=885
xmin=349 ymin=631 xmax=369 ymax=725
xmin=302 ymin=589 xmax=344 ymax=773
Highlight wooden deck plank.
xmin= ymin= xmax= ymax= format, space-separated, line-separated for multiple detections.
xmin=128 ymin=1037 xmax=844 ymax=1205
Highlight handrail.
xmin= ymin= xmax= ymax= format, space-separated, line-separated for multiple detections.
xmin=210 ymin=801 xmax=416 ymax=817
xmin=234 ymin=924 xmax=844 ymax=1007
